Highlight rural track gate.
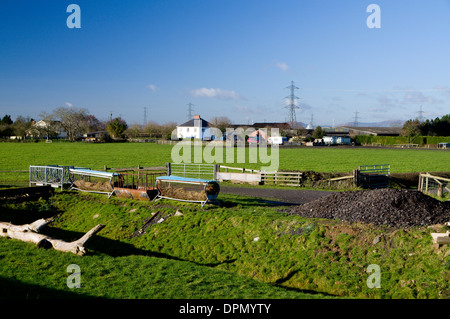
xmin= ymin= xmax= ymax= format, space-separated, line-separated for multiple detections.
xmin=355 ymin=164 xmax=390 ymax=189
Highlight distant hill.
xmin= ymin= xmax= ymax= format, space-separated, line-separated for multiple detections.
xmin=336 ymin=119 xmax=404 ymax=128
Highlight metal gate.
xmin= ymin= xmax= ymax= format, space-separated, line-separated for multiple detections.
xmin=356 ymin=164 xmax=390 ymax=189
xmin=29 ymin=165 xmax=73 ymax=190
xmin=167 ymin=163 xmax=218 ymax=180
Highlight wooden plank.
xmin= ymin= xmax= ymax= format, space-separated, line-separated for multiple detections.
xmin=420 ymin=173 xmax=450 ymax=183
xmin=328 ymin=175 xmax=354 ymax=181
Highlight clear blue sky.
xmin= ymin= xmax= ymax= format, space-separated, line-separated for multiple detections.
xmin=1 ymin=0 xmax=450 ymax=127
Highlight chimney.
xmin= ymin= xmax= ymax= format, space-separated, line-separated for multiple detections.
xmin=194 ymin=115 xmax=201 ymax=127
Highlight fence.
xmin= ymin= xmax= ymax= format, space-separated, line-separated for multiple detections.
xmin=29 ymin=165 xmax=75 ymax=190
xmin=260 ymin=171 xmax=303 ymax=186
xmin=167 ymin=163 xmax=218 ymax=180
xmin=217 ymin=165 xmax=261 ymax=184
xmin=114 ymin=170 xmax=166 ymax=191
xmin=355 ymin=164 xmax=390 ymax=189
xmin=217 ymin=165 xmax=303 ymax=186
xmin=418 ymin=173 xmax=450 ymax=197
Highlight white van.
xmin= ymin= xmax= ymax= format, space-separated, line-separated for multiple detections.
xmin=268 ymin=136 xmax=287 ymax=145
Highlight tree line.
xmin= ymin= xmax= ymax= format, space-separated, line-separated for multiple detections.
xmin=0 ymin=107 xmax=183 ymax=142
xmin=401 ymin=114 xmax=450 ymax=139
xmin=0 ymin=110 xmax=232 ymax=142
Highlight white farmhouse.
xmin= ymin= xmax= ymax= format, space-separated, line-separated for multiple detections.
xmin=176 ymin=115 xmax=215 ymax=140
xmin=26 ymin=120 xmax=67 ymax=139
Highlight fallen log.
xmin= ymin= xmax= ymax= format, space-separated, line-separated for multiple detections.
xmin=0 ymin=218 xmax=105 ymax=256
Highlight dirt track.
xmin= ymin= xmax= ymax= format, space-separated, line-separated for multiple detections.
xmin=220 ymin=185 xmax=332 ymax=205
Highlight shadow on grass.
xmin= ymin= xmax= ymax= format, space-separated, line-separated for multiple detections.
xmin=150 ymin=195 xmax=297 ymax=211
xmin=41 ymin=226 xmax=174 ymax=258
xmin=217 ymin=195 xmax=298 ymax=209
xmin=0 ymin=202 xmax=63 ymax=226
xmin=273 ymin=269 xmax=337 ymax=298
xmin=0 ymin=276 xmax=99 ymax=299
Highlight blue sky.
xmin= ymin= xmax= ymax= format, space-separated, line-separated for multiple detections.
xmin=1 ymin=0 xmax=450 ymax=127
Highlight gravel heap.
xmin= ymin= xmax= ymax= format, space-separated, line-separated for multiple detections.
xmin=287 ymin=189 xmax=450 ymax=228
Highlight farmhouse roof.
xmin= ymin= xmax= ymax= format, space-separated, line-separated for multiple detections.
xmin=252 ymin=122 xmax=291 ymax=129
xmin=177 ymin=115 xmax=212 ymax=128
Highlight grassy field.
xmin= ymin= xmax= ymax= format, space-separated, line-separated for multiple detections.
xmin=0 ymin=192 xmax=449 ymax=299
xmin=1 ymin=142 xmax=449 ymax=299
xmin=0 ymin=142 xmax=449 ymax=173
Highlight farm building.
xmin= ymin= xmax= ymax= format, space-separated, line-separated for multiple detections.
xmin=339 ymin=126 xmax=402 ymax=137
xmin=82 ymin=131 xmax=109 ymax=142
xmin=26 ymin=120 xmax=67 ymax=139
xmin=229 ymin=122 xmax=291 ymax=131
xmin=323 ymin=135 xmax=352 ymax=145
xmin=176 ymin=115 xmax=215 ymax=140
xmin=251 ymin=122 xmax=291 ymax=130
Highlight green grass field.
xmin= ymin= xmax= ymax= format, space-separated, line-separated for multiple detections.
xmin=0 ymin=142 xmax=449 ymax=299
xmin=0 ymin=142 xmax=449 ymax=173
xmin=0 ymin=192 xmax=449 ymax=299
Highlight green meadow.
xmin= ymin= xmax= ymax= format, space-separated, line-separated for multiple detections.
xmin=0 ymin=192 xmax=448 ymax=299
xmin=0 ymin=142 xmax=449 ymax=299
xmin=0 ymin=142 xmax=448 ymax=173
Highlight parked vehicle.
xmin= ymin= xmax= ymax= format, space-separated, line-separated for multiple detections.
xmin=268 ymin=136 xmax=287 ymax=145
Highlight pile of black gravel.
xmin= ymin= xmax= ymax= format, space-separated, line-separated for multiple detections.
xmin=286 ymin=189 xmax=450 ymax=228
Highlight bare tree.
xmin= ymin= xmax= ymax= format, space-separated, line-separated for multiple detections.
xmin=37 ymin=111 xmax=60 ymax=140
xmin=125 ymin=123 xmax=143 ymax=138
xmin=53 ymin=107 xmax=88 ymax=141
xmin=143 ymin=121 xmax=162 ymax=138
xmin=210 ymin=116 xmax=232 ymax=133
xmin=81 ymin=114 xmax=105 ymax=133
xmin=12 ymin=115 xmax=33 ymax=139
xmin=160 ymin=122 xmax=177 ymax=140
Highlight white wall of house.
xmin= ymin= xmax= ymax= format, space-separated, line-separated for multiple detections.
xmin=177 ymin=126 xmax=202 ymax=139
xmin=176 ymin=115 xmax=212 ymax=140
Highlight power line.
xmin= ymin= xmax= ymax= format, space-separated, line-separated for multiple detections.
xmin=285 ymin=81 xmax=300 ymax=129
xmin=353 ymin=111 xmax=359 ymax=127
xmin=187 ymin=102 xmax=194 ymax=119
xmin=143 ymin=107 xmax=147 ymax=126
xmin=416 ymin=105 xmax=425 ymax=122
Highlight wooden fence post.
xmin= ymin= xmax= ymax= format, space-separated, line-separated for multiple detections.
xmin=438 ymin=184 xmax=443 ymax=197
xmin=353 ymin=169 xmax=359 ymax=187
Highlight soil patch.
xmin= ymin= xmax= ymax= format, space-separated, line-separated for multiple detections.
xmin=285 ymin=189 xmax=450 ymax=228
